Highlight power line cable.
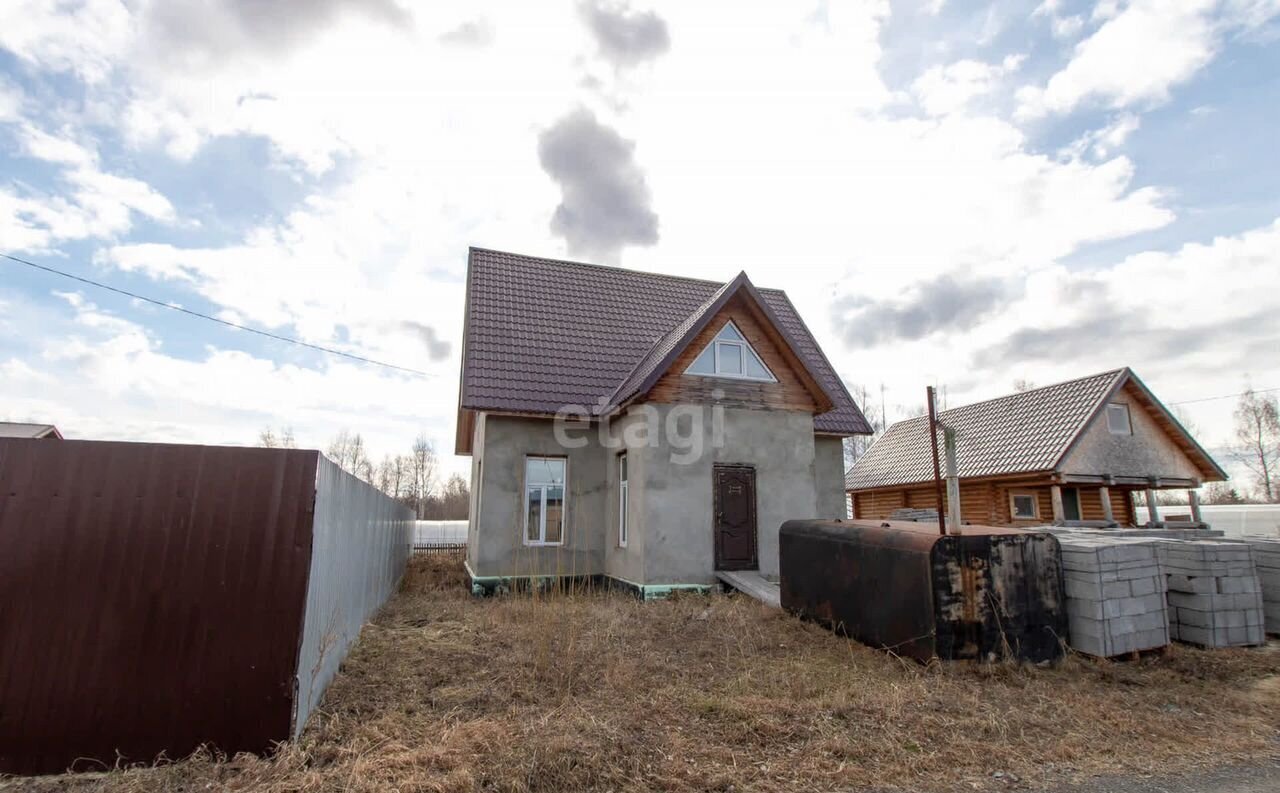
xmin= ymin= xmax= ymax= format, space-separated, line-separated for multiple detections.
xmin=1 ymin=252 xmax=435 ymax=378
xmin=1170 ymin=386 xmax=1280 ymax=406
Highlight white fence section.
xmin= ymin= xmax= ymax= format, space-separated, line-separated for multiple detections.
xmin=413 ymin=519 xmax=467 ymax=545
xmin=1136 ymin=504 xmax=1280 ymax=538
xmin=292 ymin=455 xmax=414 ymax=735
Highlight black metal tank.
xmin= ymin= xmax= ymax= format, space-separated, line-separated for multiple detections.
xmin=779 ymin=519 xmax=1066 ymax=663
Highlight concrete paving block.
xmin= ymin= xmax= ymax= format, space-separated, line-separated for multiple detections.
xmin=1065 ymin=577 xmax=1104 ymax=600
xmin=1068 ymin=615 xmax=1105 ymax=640
xmin=1168 ymin=591 xmax=1212 ymax=610
xmin=1174 ymin=624 xmax=1211 ymax=646
xmin=1102 ymin=580 xmax=1131 ymax=599
xmin=1167 ymin=574 xmax=1216 ymax=594
xmin=1069 ymin=599 xmax=1106 ymax=620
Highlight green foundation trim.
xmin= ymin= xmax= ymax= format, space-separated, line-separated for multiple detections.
xmin=603 ymin=573 xmax=713 ymax=601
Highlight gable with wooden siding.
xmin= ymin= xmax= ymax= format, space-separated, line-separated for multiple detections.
xmin=644 ymin=293 xmax=822 ymax=414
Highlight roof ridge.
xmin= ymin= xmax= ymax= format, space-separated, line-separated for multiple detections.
xmin=929 ymin=367 xmax=1127 ymax=421
xmin=469 ymin=246 xmax=728 ymax=288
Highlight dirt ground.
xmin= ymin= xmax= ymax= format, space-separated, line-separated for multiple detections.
xmin=7 ymin=556 xmax=1280 ymax=793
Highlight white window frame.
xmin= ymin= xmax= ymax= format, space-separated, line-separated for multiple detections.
xmin=1009 ymin=491 xmax=1039 ymax=520
xmin=1106 ymin=402 xmax=1132 ymax=435
xmin=618 ymin=452 xmax=629 ymax=548
xmin=523 ymin=456 xmax=567 ymax=547
xmin=685 ymin=320 xmax=777 ymax=382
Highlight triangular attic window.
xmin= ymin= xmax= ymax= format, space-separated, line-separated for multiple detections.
xmin=685 ymin=321 xmax=776 ymax=381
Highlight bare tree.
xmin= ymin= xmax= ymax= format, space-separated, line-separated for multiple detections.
xmin=258 ymin=426 xmax=297 ymax=448
xmin=843 ymin=382 xmax=887 ymax=470
xmin=328 ymin=429 xmax=374 ymax=482
xmin=376 ymin=454 xmax=408 ymax=500
xmin=1202 ymin=481 xmax=1246 ymax=505
xmin=408 ymin=435 xmax=439 ymax=518
xmin=1232 ymin=389 xmax=1280 ymax=502
xmin=1012 ymin=379 xmax=1036 ymax=393
xmin=439 ymin=473 xmax=470 ymax=519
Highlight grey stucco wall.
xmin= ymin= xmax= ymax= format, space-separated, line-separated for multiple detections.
xmin=604 ymin=411 xmax=647 ymax=585
xmin=813 ymin=436 xmax=847 ymax=519
xmin=1060 ymin=390 xmax=1203 ymax=482
xmin=637 ymin=405 xmax=818 ymax=584
xmin=469 ymin=406 xmax=832 ymax=586
xmin=469 ymin=414 xmax=606 ymax=578
xmin=466 ymin=412 xmax=486 ymax=564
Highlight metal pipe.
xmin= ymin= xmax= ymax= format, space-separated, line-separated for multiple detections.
xmin=944 ymin=425 xmax=961 ymax=533
xmin=927 ymin=385 xmax=946 ymax=536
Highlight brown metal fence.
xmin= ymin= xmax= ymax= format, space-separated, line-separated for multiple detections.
xmin=0 ymin=439 xmax=320 ymax=775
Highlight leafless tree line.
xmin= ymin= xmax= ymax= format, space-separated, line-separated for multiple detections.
xmin=258 ymin=426 xmax=470 ymax=519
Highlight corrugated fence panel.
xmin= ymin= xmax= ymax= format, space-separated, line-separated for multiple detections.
xmin=292 ymin=455 xmax=414 ymax=734
xmin=0 ymin=439 xmax=318 ymax=775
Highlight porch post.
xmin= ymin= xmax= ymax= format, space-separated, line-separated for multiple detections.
xmin=1050 ymin=485 xmax=1065 ymax=524
xmin=1189 ymin=490 xmax=1203 ymax=524
xmin=1145 ymin=488 xmax=1160 ymax=525
xmin=1099 ymin=486 xmax=1114 ymax=524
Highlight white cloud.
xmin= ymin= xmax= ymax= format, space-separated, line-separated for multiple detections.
xmin=911 ymin=55 xmax=1024 ymax=116
xmin=0 ymin=0 xmax=133 ymax=83
xmin=1017 ymin=0 xmax=1280 ymax=119
xmin=1033 ymin=0 xmax=1084 ymax=39
xmin=0 ymin=123 xmax=175 ymax=252
xmin=1060 ymin=113 xmax=1142 ymax=160
xmin=0 ymin=0 xmax=1273 ymax=470
xmin=2 ymin=289 xmax=459 ymax=471
xmin=1017 ymin=0 xmax=1219 ymax=119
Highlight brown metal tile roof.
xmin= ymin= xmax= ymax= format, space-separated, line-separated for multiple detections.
xmin=459 ymin=248 xmax=870 ymax=435
xmin=845 ymin=369 xmax=1128 ymax=491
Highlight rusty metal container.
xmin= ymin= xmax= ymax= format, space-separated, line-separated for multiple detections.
xmin=780 ymin=519 xmax=1066 ymax=663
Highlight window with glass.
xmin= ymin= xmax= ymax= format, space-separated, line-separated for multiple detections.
xmin=1106 ymin=402 xmax=1132 ymax=435
xmin=684 ymin=321 xmax=776 ymax=381
xmin=1010 ymin=491 xmax=1038 ymax=520
xmin=618 ymin=452 xmax=629 ymax=548
xmin=524 ymin=456 xmax=566 ymax=546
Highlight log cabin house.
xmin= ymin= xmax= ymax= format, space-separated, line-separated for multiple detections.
xmin=845 ymin=369 xmax=1227 ymax=528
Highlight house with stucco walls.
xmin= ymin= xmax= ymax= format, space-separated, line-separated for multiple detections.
xmin=454 ymin=248 xmax=872 ymax=596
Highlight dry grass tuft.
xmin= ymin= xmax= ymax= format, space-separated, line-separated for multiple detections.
xmin=7 ymin=557 xmax=1279 ymax=792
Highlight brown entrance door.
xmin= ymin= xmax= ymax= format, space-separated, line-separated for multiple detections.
xmin=714 ymin=465 xmax=757 ymax=570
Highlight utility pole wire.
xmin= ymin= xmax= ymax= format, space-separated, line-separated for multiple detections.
xmin=1 ymin=252 xmax=435 ymax=378
xmin=1169 ymin=386 xmax=1280 ymax=406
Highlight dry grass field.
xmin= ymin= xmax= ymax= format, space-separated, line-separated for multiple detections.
xmin=7 ymin=556 xmax=1280 ymax=792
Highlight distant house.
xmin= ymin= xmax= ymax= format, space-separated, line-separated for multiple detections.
xmin=845 ymin=368 xmax=1227 ymax=527
xmin=0 ymin=422 xmax=63 ymax=439
xmin=455 ymin=248 xmax=871 ymax=595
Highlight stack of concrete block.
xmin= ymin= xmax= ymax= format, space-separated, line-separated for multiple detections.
xmin=1157 ymin=540 xmax=1265 ymax=648
xmin=1242 ymin=536 xmax=1280 ymax=635
xmin=1057 ymin=536 xmax=1169 ymax=658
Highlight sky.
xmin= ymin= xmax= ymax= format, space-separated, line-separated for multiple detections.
xmin=1 ymin=0 xmax=1278 ymax=488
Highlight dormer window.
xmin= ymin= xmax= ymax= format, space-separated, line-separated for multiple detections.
xmin=685 ymin=321 xmax=776 ymax=381
xmin=1106 ymin=402 xmax=1132 ymax=435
